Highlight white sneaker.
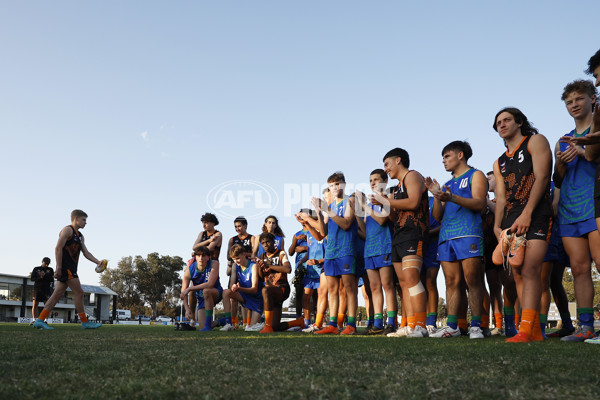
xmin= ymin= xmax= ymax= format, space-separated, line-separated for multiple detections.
xmin=469 ymin=326 xmax=484 ymax=339
xmin=302 ymin=324 xmax=320 ymax=333
xmin=407 ymin=325 xmax=428 ymax=338
xmin=430 ymin=325 xmax=461 ymax=338
xmin=220 ymin=323 xmax=235 ymax=332
xmin=246 ymin=322 xmax=264 ymax=332
xmin=426 ymin=325 xmax=438 ymax=335
xmin=387 ymin=326 xmax=412 ymax=337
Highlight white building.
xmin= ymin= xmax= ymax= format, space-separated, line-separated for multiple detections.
xmin=0 ymin=272 xmax=118 ymax=322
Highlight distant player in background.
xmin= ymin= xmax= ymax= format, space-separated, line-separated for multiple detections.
xmin=33 ymin=209 xmax=104 ymax=330
xmin=289 ymin=215 xmax=309 ymax=318
xmin=180 ymin=246 xmax=223 ymax=331
xmin=296 ymin=210 xmax=328 ymax=333
xmin=30 ymin=257 xmax=54 ymax=323
xmin=253 ymin=215 xmax=285 ymax=258
xmin=542 ymin=183 xmax=573 ymax=338
xmin=483 ymin=171 xmax=505 ymax=335
xmin=421 ymin=196 xmax=440 ymax=335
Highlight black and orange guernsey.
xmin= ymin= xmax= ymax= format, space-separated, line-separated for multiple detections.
xmin=201 ymin=230 xmax=221 ymax=260
xmin=390 ymin=171 xmax=430 ymax=244
xmin=496 ymin=135 xmax=552 ymax=229
xmin=61 ymin=226 xmax=82 ymax=281
xmin=260 ymin=251 xmax=289 ymax=290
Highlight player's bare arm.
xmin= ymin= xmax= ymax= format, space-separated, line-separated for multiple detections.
xmin=311 ymin=197 xmax=329 ymax=237
xmin=388 ymin=171 xmax=426 ymax=210
xmin=492 ymin=160 xmax=507 ymax=240
xmin=328 ymin=196 xmax=355 ymax=230
xmin=80 ymin=238 xmax=101 ymax=265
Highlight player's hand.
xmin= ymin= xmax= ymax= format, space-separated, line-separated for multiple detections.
xmin=54 ymin=269 xmax=62 ymax=279
xmin=180 ymin=288 xmax=190 ymax=300
xmin=185 ymin=309 xmax=193 ymax=321
xmin=509 ymin=212 xmax=531 ymax=237
xmin=311 ymin=197 xmax=323 ymax=213
xmin=231 ymin=283 xmax=239 ymax=292
xmin=297 ymin=234 xmax=307 ymax=241
xmin=424 ymin=177 xmax=441 ymax=195
xmin=434 ymin=185 xmax=453 ymax=202
xmin=307 ymin=259 xmax=316 ymax=266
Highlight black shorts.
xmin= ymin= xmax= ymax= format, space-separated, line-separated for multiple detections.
xmin=391 ymin=240 xmax=424 ymax=263
xmin=32 ymin=288 xmax=51 ymax=302
xmin=264 ymin=284 xmax=290 ymax=309
xmin=524 ymin=215 xmax=552 ymax=242
xmin=57 ymin=267 xmax=78 ymax=283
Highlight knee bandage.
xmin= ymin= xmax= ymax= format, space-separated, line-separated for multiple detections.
xmin=408 ymin=281 xmax=425 ymax=296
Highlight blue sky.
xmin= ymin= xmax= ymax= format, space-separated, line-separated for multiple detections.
xmin=1 ymin=1 xmax=598 ymax=305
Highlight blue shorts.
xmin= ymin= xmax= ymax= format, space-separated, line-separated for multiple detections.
xmin=437 ymin=237 xmax=483 ymax=262
xmin=543 ymin=242 xmax=570 ymax=265
xmin=324 ymin=255 xmax=356 ymax=277
xmin=196 ymin=289 xmax=223 ymax=310
xmin=365 ymin=254 xmax=392 ymax=270
xmin=423 ymin=242 xmax=440 ymax=270
xmin=302 ymin=277 xmax=320 ymax=290
xmin=559 ymin=218 xmax=597 ymax=238
xmin=240 ymin=291 xmax=264 ymax=314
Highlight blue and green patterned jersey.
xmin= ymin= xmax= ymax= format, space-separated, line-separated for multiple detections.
xmin=558 ymin=128 xmax=597 ymax=224
xmin=306 ymin=231 xmax=325 ymax=279
xmin=439 ymin=168 xmax=483 ymax=243
xmin=293 ymin=229 xmax=308 ymax=270
xmin=325 ymin=196 xmax=357 ymax=259
xmin=364 ymin=203 xmax=392 ymax=257
xmin=236 ymin=261 xmax=257 ymax=290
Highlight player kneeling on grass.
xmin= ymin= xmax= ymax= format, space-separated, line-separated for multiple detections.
xmin=221 ymin=245 xmax=263 ymax=331
xmin=33 ymin=209 xmax=105 ymax=330
xmin=256 ymin=232 xmax=304 ymax=333
xmin=181 ymin=246 xmax=223 ymax=332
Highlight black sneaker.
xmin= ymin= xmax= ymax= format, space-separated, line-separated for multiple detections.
xmin=460 ymin=328 xmax=468 ymax=336
xmin=367 ymin=326 xmax=385 ymax=335
xmin=381 ymin=324 xmax=396 ymax=335
xmin=179 ymin=323 xmax=196 ymax=331
xmin=547 ymin=326 xmax=575 ymax=338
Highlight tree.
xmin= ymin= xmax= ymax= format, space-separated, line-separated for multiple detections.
xmin=100 ymin=253 xmax=185 ymax=318
xmin=100 ymin=256 xmax=141 ymax=311
xmin=135 ymin=253 xmax=184 ymax=317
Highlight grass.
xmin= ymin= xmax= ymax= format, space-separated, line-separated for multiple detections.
xmin=1 ymin=323 xmax=599 ymax=400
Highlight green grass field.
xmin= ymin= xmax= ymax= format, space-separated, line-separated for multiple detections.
xmin=1 ymin=323 xmax=598 ymax=400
